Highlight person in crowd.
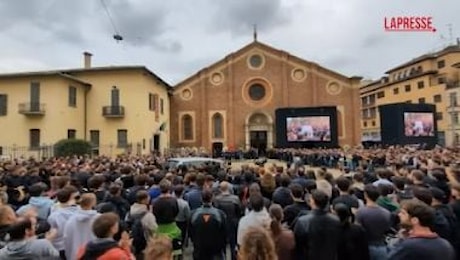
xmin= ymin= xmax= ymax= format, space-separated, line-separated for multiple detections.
xmin=294 ymin=190 xmax=341 ymax=260
xmin=184 ymin=173 xmax=205 ymax=210
xmin=189 ymin=189 xmax=227 ymax=260
xmin=0 ymin=217 xmax=59 ymax=259
xmin=96 ymin=183 xmax=130 ymax=220
xmin=152 ymin=179 xmax=181 ymax=253
xmin=333 ymin=203 xmax=370 ymax=260
xmin=63 ymin=193 xmax=99 ymax=260
xmin=283 ymin=183 xmax=310 ymax=228
xmin=144 ymin=235 xmax=173 ymax=260
xmin=316 ymin=169 xmax=333 ymax=198
xmin=127 ymin=190 xmax=157 ymax=257
xmin=47 ymin=185 xmax=80 ymax=259
xmin=272 ymin=174 xmax=294 ymax=208
xmin=76 ymin=212 xmax=133 ymax=260
xmin=238 ymin=227 xmax=278 ymax=260
xmin=173 ymin=184 xmax=190 ymax=248
xmin=332 ymin=176 xmax=360 ymax=213
xmin=356 ymin=184 xmax=392 ymax=260
xmin=269 ymin=204 xmax=295 ymax=260
xmin=388 ymin=199 xmax=455 ymax=260
xmin=16 ymin=182 xmax=54 ymax=221
xmin=213 ymin=181 xmax=242 ymax=260
xmin=238 ymin=193 xmax=271 ymax=247
xmin=376 ymin=184 xmax=399 ymax=213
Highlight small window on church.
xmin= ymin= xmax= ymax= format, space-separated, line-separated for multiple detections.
xmin=182 ymin=114 xmax=193 ymax=140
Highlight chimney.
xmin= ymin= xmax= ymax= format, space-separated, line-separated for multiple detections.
xmin=83 ymin=52 xmax=92 ymax=69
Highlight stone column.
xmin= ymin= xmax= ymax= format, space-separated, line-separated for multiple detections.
xmin=245 ymin=124 xmax=250 ymax=150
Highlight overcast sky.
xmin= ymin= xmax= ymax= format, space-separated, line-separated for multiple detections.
xmin=0 ymin=0 xmax=459 ymax=85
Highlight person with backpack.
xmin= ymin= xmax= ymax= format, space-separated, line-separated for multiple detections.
xmin=189 ymin=188 xmax=227 ymax=260
xmin=96 ymin=184 xmax=130 ymax=220
xmin=127 ymin=190 xmax=157 ymax=259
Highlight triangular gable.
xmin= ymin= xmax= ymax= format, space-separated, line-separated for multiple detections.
xmin=173 ymin=40 xmax=354 ymax=92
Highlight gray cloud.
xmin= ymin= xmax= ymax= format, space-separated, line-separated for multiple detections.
xmin=207 ymin=0 xmax=295 ymax=35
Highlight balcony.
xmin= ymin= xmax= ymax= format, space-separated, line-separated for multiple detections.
xmin=102 ymin=106 xmax=125 ymax=118
xmin=18 ymin=102 xmax=45 ymax=116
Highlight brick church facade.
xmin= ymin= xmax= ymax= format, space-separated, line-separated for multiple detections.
xmin=170 ymin=40 xmax=362 ymax=152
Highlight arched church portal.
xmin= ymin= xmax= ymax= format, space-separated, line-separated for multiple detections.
xmin=245 ymin=112 xmax=274 ymax=154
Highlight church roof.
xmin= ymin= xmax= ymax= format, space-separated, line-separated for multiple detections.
xmin=174 ymin=40 xmax=360 ymax=89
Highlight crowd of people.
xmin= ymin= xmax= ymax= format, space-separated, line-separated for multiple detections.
xmin=0 ymin=146 xmax=459 ymax=259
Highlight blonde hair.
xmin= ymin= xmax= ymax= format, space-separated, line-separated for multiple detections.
xmin=260 ymin=173 xmax=276 ymax=191
xmin=144 ymin=235 xmax=173 ymax=260
xmin=239 ymin=227 xmax=278 ymax=260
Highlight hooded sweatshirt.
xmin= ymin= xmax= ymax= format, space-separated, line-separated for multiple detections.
xmin=0 ymin=239 xmax=60 ymax=260
xmin=17 ymin=196 xmax=54 ymax=220
xmin=64 ymin=209 xmax=100 ymax=260
xmin=47 ymin=205 xmax=80 ymax=251
xmin=76 ymin=238 xmax=132 ymax=260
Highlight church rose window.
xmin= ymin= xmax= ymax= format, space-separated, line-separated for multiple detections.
xmin=248 ymin=83 xmax=266 ymax=101
xmin=249 ymin=54 xmax=263 ymax=68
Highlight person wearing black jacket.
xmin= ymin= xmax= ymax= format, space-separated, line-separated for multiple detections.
xmin=283 ymin=184 xmax=310 ymax=228
xmin=294 ymin=190 xmax=341 ymax=260
xmin=190 ymin=189 xmax=227 ymax=260
xmin=333 ymin=203 xmax=370 ymax=260
xmin=213 ymin=181 xmax=241 ymax=260
xmin=272 ymin=174 xmax=294 ymax=208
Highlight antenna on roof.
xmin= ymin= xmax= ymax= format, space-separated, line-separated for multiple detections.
xmin=448 ymin=23 xmax=454 ymax=45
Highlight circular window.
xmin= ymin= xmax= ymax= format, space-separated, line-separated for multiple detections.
xmin=248 ymin=54 xmax=264 ymax=69
xmin=327 ymin=82 xmax=342 ymax=95
xmin=292 ymin=68 xmax=307 ymax=82
xmin=181 ymin=89 xmax=192 ymax=100
xmin=248 ymin=83 xmax=266 ymax=101
xmin=210 ymin=72 xmax=224 ymax=85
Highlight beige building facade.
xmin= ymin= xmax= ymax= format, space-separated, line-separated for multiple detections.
xmin=0 ymin=53 xmax=170 ymax=158
xmin=360 ymin=41 xmax=460 ymax=146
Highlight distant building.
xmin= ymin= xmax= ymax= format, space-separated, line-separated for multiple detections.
xmin=0 ymin=53 xmax=170 ymax=158
xmin=170 ymin=40 xmax=362 ymax=152
xmin=360 ymin=41 xmax=460 ymax=146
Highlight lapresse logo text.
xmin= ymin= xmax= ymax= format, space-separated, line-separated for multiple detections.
xmin=384 ymin=16 xmax=436 ymax=32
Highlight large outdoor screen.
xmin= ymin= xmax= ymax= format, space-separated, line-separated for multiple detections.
xmin=404 ymin=112 xmax=435 ymax=137
xmin=286 ymin=116 xmax=331 ymax=141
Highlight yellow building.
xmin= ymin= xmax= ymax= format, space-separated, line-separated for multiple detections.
xmin=360 ymin=41 xmax=460 ymax=146
xmin=0 ymin=53 xmax=170 ymax=158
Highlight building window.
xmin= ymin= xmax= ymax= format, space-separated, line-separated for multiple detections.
xmin=417 ymin=81 xmax=424 ymax=89
xmin=450 ymin=93 xmax=458 ymax=107
xmin=377 ymin=91 xmax=385 ymax=98
xmin=372 ymin=121 xmax=376 ymax=126
xmin=406 ymin=100 xmax=412 ymax=103
xmin=148 ymin=93 xmax=156 ymax=111
xmin=90 ymin=130 xmax=100 ymax=147
xmin=393 ymin=88 xmax=399 ymax=94
xmin=117 ymin=129 xmax=128 ymax=148
xmin=363 ymin=121 xmax=367 ymax=127
xmin=453 ymin=112 xmax=459 ymax=125
xmin=29 ymin=129 xmax=40 ymax=149
xmin=248 ymin=83 xmax=266 ymax=101
xmin=68 ymin=86 xmax=77 ymax=107
xmin=418 ymin=97 xmax=425 ymax=103
xmin=249 ymin=54 xmax=263 ymax=68
xmin=160 ymin=98 xmax=164 ymax=115
xmin=182 ymin=114 xmax=193 ymax=140
xmin=405 ymin=85 xmax=411 ymax=92
xmin=436 ymin=112 xmax=443 ymax=120
xmin=67 ymin=129 xmax=76 ymax=139
xmin=434 ymin=94 xmax=442 ymax=103
xmin=0 ymin=94 xmax=7 ymax=116
xmin=438 ymin=60 xmax=445 ymax=69
xmin=30 ymin=82 xmax=40 ymax=111
xmin=438 ymin=77 xmax=446 ymax=84
xmin=212 ymin=113 xmax=223 ymax=139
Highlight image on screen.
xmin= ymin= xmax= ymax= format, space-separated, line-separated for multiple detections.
xmin=404 ymin=112 xmax=435 ymax=137
xmin=286 ymin=116 xmax=331 ymax=141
